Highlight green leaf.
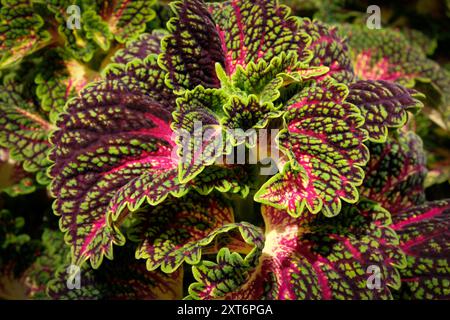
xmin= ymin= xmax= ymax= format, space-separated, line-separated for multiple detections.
xmin=101 ymin=0 xmax=157 ymax=44
xmin=191 ymin=165 xmax=252 ymax=198
xmin=223 ymin=95 xmax=282 ymax=133
xmin=0 ymin=148 xmax=36 ymax=196
xmin=172 ymin=86 xmax=227 ymax=183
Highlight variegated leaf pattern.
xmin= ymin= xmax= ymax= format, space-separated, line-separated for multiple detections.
xmin=217 ymin=52 xmax=329 ymax=106
xmin=46 ymin=1 xmax=103 ymax=61
xmin=347 ymin=80 xmax=424 ymax=142
xmin=0 ymin=79 xmax=52 ymax=185
xmin=188 ymin=247 xmax=259 ymax=300
xmin=161 ymin=0 xmax=312 ymax=91
xmin=22 ymin=229 xmax=68 ymax=299
xmin=43 ymin=0 xmax=156 ymax=60
xmin=256 ymin=79 xmax=368 ymax=217
xmin=392 ymin=200 xmax=450 ymax=300
xmin=223 ymin=95 xmax=282 ymax=132
xmin=0 ymin=209 xmax=42 ymax=299
xmin=361 ymin=132 xmax=427 ymax=213
xmin=49 ymin=56 xmax=184 ymax=268
xmin=189 ymin=202 xmax=405 ymax=300
xmin=298 ymin=19 xmax=354 ymax=83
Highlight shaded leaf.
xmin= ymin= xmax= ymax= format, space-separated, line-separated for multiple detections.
xmin=392 ymin=200 xmax=450 ymax=300
xmin=361 ymin=132 xmax=427 ymax=213
xmin=112 ymin=30 xmax=168 ymax=64
xmin=47 ymin=244 xmax=183 ymax=299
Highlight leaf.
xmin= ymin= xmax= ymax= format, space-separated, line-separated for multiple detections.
xmin=100 ymin=0 xmax=157 ymax=43
xmin=0 ymin=209 xmax=41 ymax=299
xmin=82 ymin=10 xmax=114 ymax=51
xmin=172 ymin=85 xmax=226 ymax=183
xmin=215 ymin=53 xmax=326 ymax=136
xmin=347 ymin=80 xmax=424 ymax=143
xmin=223 ymin=95 xmax=282 ymax=132
xmin=256 ymin=79 xmax=368 ymax=217
xmin=49 ymin=56 xmax=183 ymax=269
xmin=361 ymin=132 xmax=427 ymax=214
xmin=188 ymin=247 xmax=258 ymax=300
xmin=0 ymin=0 xmax=52 ymax=69
xmin=47 ymin=244 xmax=183 ymax=299
xmin=298 ymin=19 xmax=354 ymax=83
xmin=401 ymin=28 xmax=437 ymax=56
xmin=391 ymin=200 xmax=450 ymax=300
xmin=112 ymin=30 xmax=168 ymax=65
xmin=130 ymin=193 xmax=264 ymax=273
xmin=188 ymin=202 xmax=405 ymax=299
xmin=0 ymin=79 xmax=53 ymax=185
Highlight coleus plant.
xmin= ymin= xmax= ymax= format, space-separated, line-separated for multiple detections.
xmin=0 ymin=0 xmax=449 ymax=300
